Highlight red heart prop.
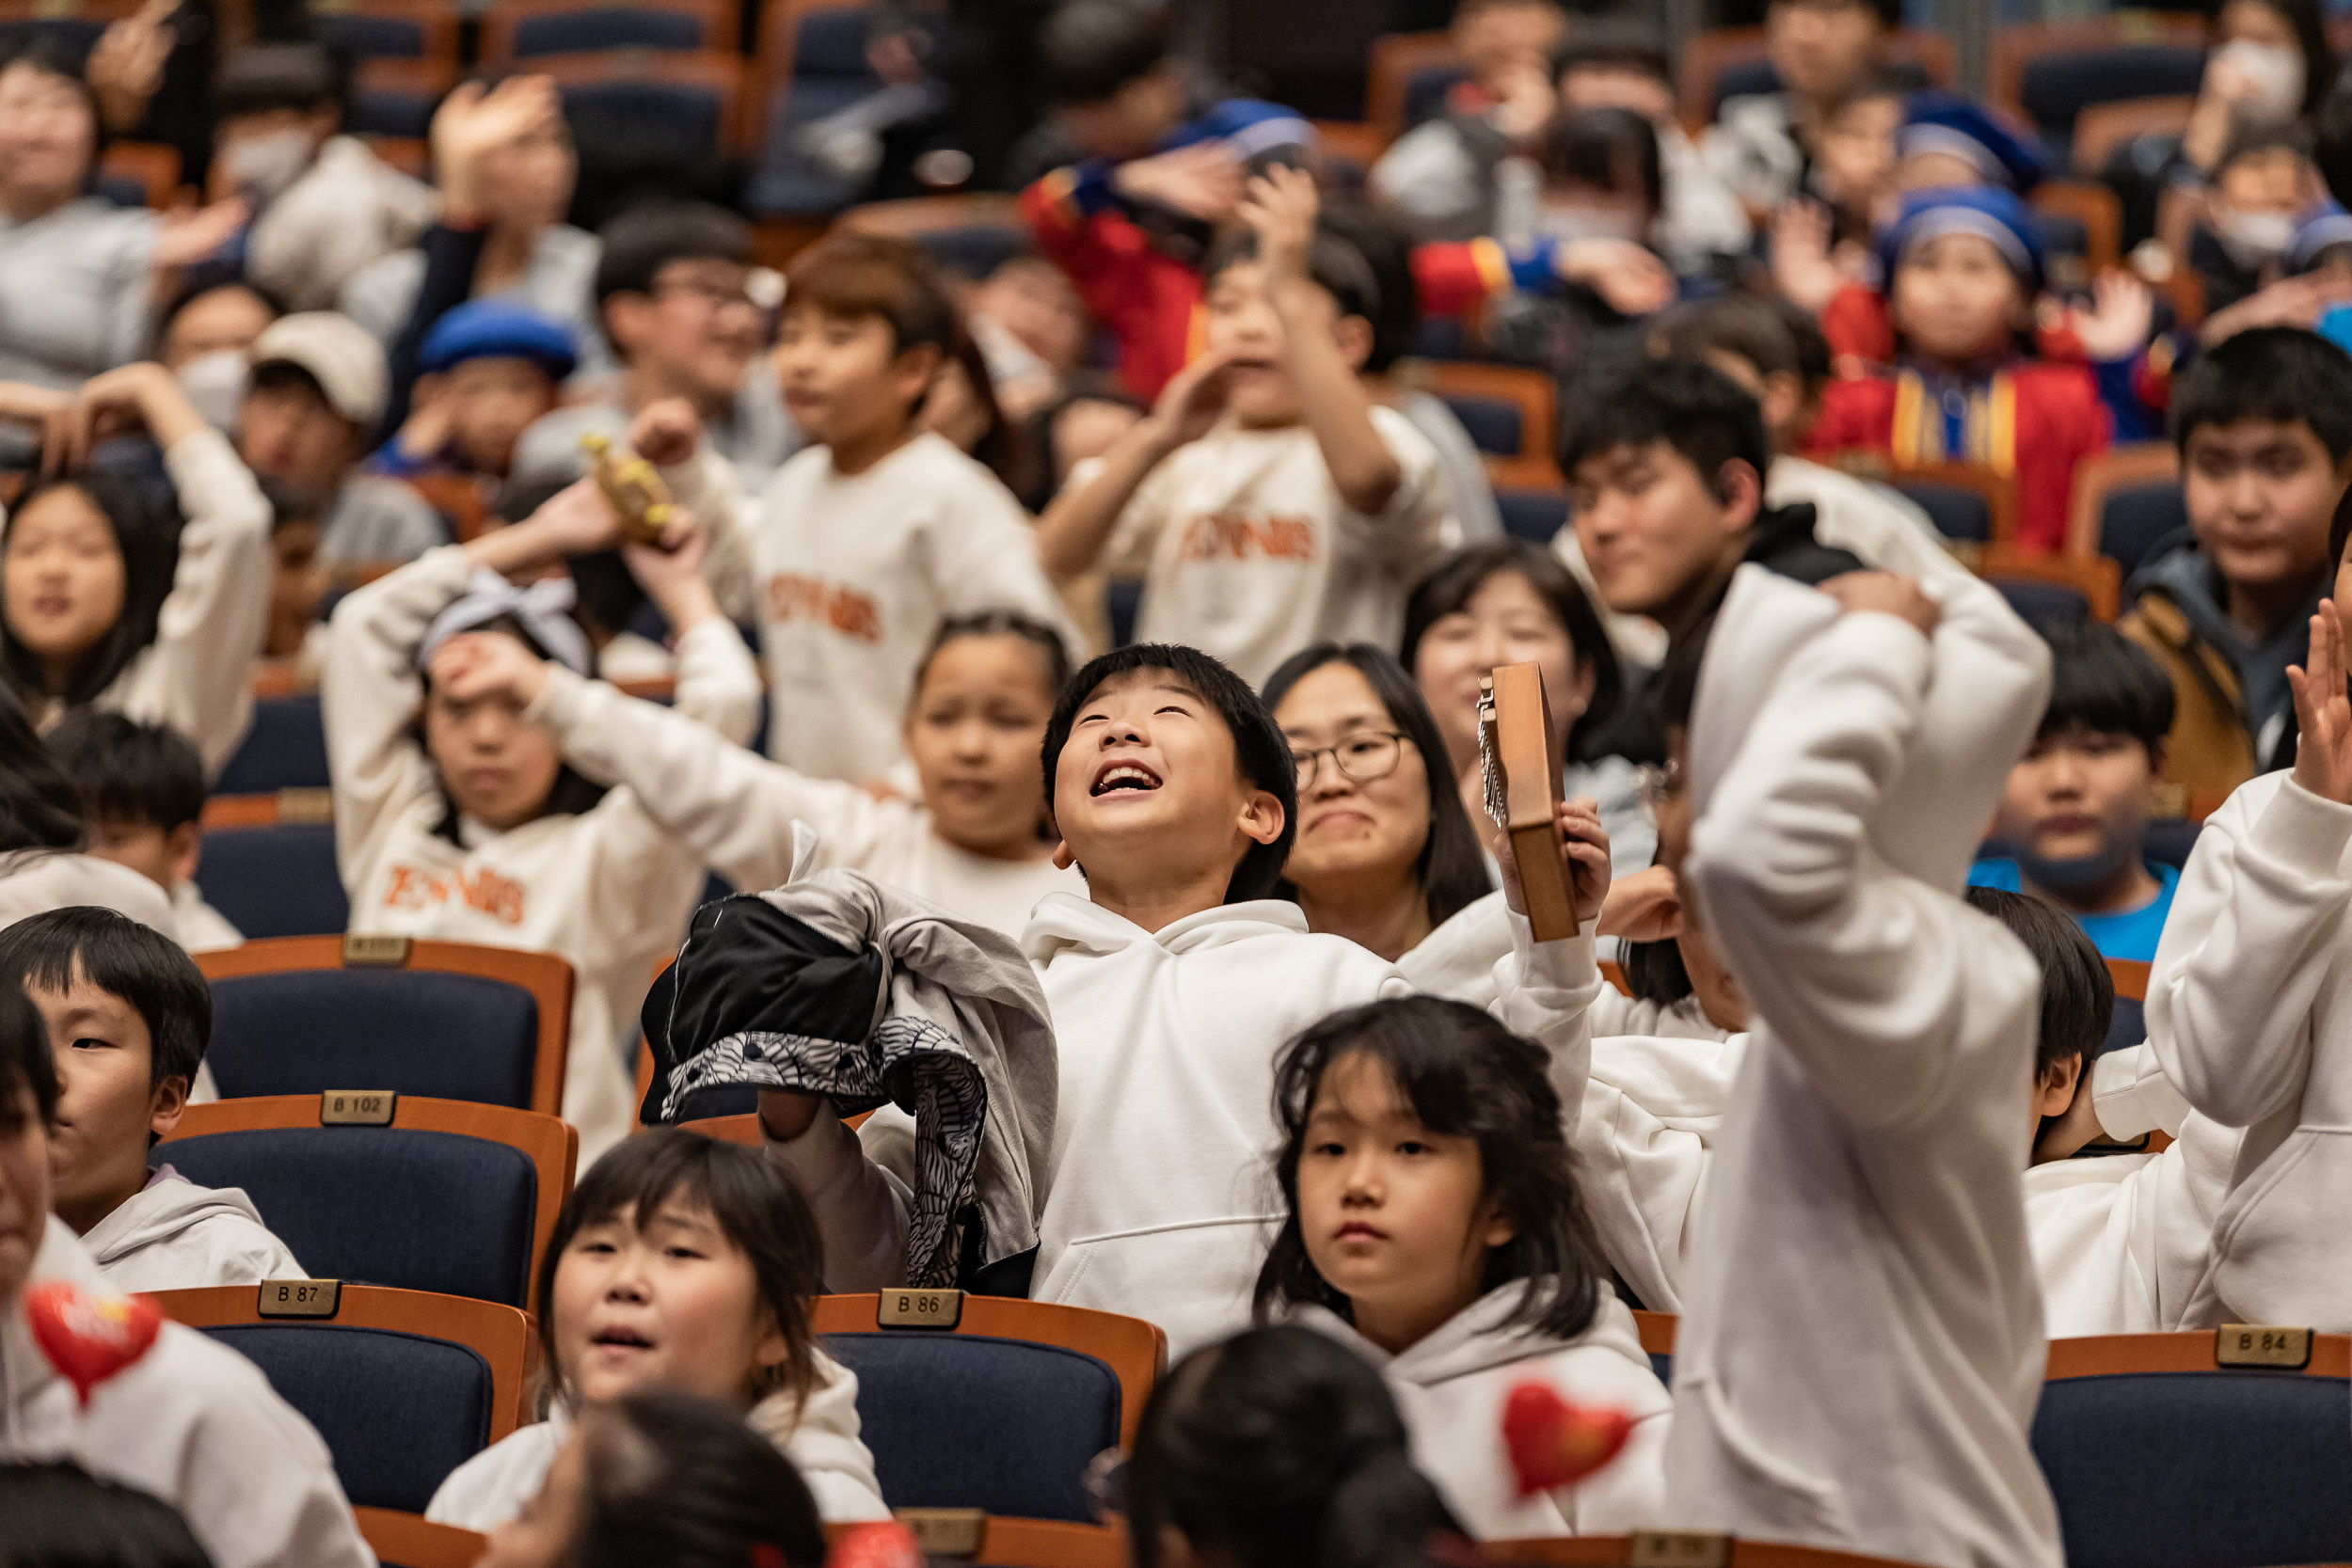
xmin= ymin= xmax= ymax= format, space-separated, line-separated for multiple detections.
xmin=24 ymin=1280 xmax=162 ymax=1407
xmin=1501 ymin=1379 xmax=1635 ymax=1496
xmin=826 ymin=1521 xmax=924 ymax=1568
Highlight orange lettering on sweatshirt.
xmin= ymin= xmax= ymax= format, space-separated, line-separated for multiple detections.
xmin=381 ymin=864 xmax=527 ymax=927
xmin=1176 ymin=512 xmax=1317 ymax=562
xmin=764 ymin=572 xmax=882 ymax=643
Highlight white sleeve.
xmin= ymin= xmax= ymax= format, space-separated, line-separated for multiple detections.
xmin=321 ymin=546 xmax=472 ymax=888
xmin=104 ymin=430 xmax=274 ymax=779
xmin=1359 ymin=408 xmax=1454 ymax=582
xmin=768 ymin=1355 xmax=894 ymax=1521
xmin=663 ymin=442 xmax=760 ymax=626
xmin=932 ymin=486 xmax=1089 ymax=660
xmin=1098 ymin=451 xmax=1182 ymax=581
xmin=762 ymin=1104 xmax=912 ymax=1292
xmin=664 ymin=610 xmax=764 ymax=748
xmin=2090 ymin=1041 xmax=2194 ymax=1141
xmin=169 ymin=1335 xmax=377 ymax=1568
xmin=2145 ymin=777 xmax=2352 ymax=1128
xmin=1685 ymin=611 xmax=1981 ymax=1131
xmin=1479 ymin=912 xmax=1604 ymax=1146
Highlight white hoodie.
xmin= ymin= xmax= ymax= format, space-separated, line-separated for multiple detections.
xmin=0 ymin=849 xmax=178 ymax=941
xmin=325 ymin=546 xmax=765 ymax=1162
xmin=79 ymin=1165 xmax=303 ymax=1294
xmin=2 ymin=1217 xmax=373 ymax=1568
xmin=425 ymin=1352 xmax=891 ymax=1528
xmin=1662 ymin=565 xmax=2062 ymax=1568
xmin=2142 ymin=768 xmax=2352 ymax=1330
xmin=1294 ymin=1282 xmax=1670 ymax=1538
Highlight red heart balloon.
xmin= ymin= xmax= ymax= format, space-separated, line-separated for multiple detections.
xmin=826 ymin=1521 xmax=924 ymax=1568
xmin=23 ymin=1280 xmax=162 ymax=1407
xmin=1501 ymin=1379 xmax=1635 ymax=1497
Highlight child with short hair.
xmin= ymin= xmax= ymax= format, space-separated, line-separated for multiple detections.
xmin=373 ymin=300 xmax=576 ymax=483
xmin=2190 ymin=125 xmax=2325 ymax=314
xmin=0 ymin=689 xmax=176 ymax=940
xmin=1370 ymin=0 xmax=1570 ymax=243
xmin=1038 ymin=170 xmax=1453 ymax=688
xmin=0 ymin=978 xmax=370 ymax=1568
xmin=0 ymin=363 xmax=273 ymax=780
xmin=1703 ymin=0 xmax=1899 ymax=213
xmin=2124 ymin=325 xmax=2352 ymax=800
xmin=1257 ymin=994 xmax=1669 ymax=1537
xmin=1971 ymin=620 xmax=2183 ymax=960
xmin=0 ymin=907 xmax=294 ymax=1288
xmin=255 ymin=478 xmax=330 ymax=687
xmin=45 ymin=711 xmax=241 ymax=952
xmin=1553 ymin=20 xmax=1751 ymax=276
xmin=426 ymin=1129 xmax=888 ymax=1528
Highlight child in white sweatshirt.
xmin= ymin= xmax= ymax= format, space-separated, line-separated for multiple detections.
xmin=0 ymin=363 xmax=274 ymax=780
xmin=2143 ymin=591 xmax=2352 ymax=1331
xmin=1036 ymin=167 xmax=1454 ymax=689
xmin=0 ymin=983 xmax=371 ymax=1568
xmin=426 ymin=1130 xmax=889 ymax=1529
xmin=325 ymin=480 xmax=762 ymax=1161
xmin=1659 ymin=563 xmax=2062 ymax=1568
xmin=0 ymin=908 xmax=297 ymax=1291
xmin=446 ymin=608 xmax=1086 ymax=942
xmin=751 ymin=641 xmax=1606 ymax=1356
xmin=1256 ymin=993 xmax=1669 ymax=1538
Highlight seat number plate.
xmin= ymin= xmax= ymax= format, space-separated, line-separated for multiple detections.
xmin=320 ymin=1090 xmax=396 ymax=1126
xmin=2217 ymin=1324 xmax=2311 ymax=1369
xmin=258 ymin=1278 xmax=342 ymax=1319
xmin=878 ymin=1288 xmax=963 ymax=1329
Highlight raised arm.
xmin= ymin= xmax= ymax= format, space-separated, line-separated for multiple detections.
xmin=1034 ymin=348 xmax=1230 ymax=579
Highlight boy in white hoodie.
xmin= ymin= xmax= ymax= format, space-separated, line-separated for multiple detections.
xmin=0 ymin=907 xmax=297 ymax=1291
xmin=749 ymin=641 xmax=1601 ymax=1355
xmin=0 ymin=980 xmax=370 ymax=1568
xmin=1656 ymin=562 xmax=2062 ymax=1568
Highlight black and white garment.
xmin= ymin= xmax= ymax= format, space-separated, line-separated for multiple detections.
xmin=643 ymin=871 xmax=1057 ymax=1287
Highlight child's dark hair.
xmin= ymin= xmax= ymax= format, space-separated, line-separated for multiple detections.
xmin=214 ymin=41 xmax=344 ymax=122
xmin=784 ymin=230 xmax=961 ymax=361
xmin=577 ymin=1391 xmax=828 ymax=1568
xmin=1204 ymin=224 xmax=1384 ymax=335
xmin=1261 ymin=644 xmax=1491 ymax=931
xmin=1400 ymin=539 xmax=1623 ymax=755
xmin=1558 ymin=356 xmax=1771 ymax=499
xmin=2214 ymin=119 xmax=2312 ymax=183
xmin=1127 ymin=1324 xmax=1465 ymax=1568
xmin=1963 ymin=885 xmax=2113 ymax=1074
xmin=1620 ymin=937 xmax=1693 ymax=1007
xmin=2170 ymin=325 xmax=2352 ymax=463
xmin=2035 ymin=618 xmax=2174 ymax=752
xmin=45 ymin=710 xmax=205 ymax=836
xmin=1538 ymin=106 xmax=1662 ymax=219
xmin=534 ymin=1130 xmax=822 ymax=1414
xmin=1553 ymin=16 xmax=1672 ymax=87
xmin=1775 ymin=0 xmax=1900 ymax=29
xmin=1255 ymin=995 xmax=1608 ymax=1340
xmin=2 ymin=471 xmax=184 ymax=708
xmin=1313 ymin=202 xmax=1422 ymax=373
xmin=1041 ymin=644 xmax=1298 ymax=902
xmin=0 ymin=907 xmax=211 ymax=1092
xmin=1650 ymin=293 xmax=1804 ymax=383
xmin=594 ymin=201 xmax=755 ymax=322
xmin=1039 ymin=0 xmax=1169 ymax=104
xmin=912 ymin=609 xmax=1072 ymax=708
xmin=0 ymin=686 xmax=85 ymax=853
xmin=0 ymin=1461 xmax=215 ymax=1568
xmin=1653 ymin=603 xmax=1719 ymax=725
xmin=0 ymin=981 xmax=57 ymax=1131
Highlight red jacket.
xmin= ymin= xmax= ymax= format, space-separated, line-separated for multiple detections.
xmin=1806 ymin=361 xmax=2110 ymax=554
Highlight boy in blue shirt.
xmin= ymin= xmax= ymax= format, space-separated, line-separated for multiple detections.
xmin=1970 ymin=618 xmax=2182 ymax=960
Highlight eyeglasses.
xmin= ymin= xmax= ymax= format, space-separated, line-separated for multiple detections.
xmin=653 ymin=265 xmax=784 ymax=312
xmin=1639 ymin=758 xmax=1684 ymax=809
xmin=1291 ymin=731 xmax=1410 ymax=784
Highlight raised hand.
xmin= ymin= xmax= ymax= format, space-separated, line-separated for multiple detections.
xmin=1558 ymin=237 xmax=1677 ymax=318
xmin=627 ymin=397 xmax=704 ymax=468
xmin=151 ymin=194 xmax=248 ymax=272
xmin=2068 ymin=270 xmax=2156 ymax=363
xmin=432 ymin=628 xmax=550 ymax=710
xmin=0 ymin=382 xmax=71 ymax=478
xmin=1496 ymin=796 xmax=1613 ymax=930
xmin=2289 ymin=601 xmax=2352 ymax=804
xmin=431 ymin=74 xmax=561 ymax=215
xmin=1235 ymin=164 xmax=1319 ymax=289
xmin=1819 ymin=570 xmax=1940 ymax=637
xmin=1112 ymin=142 xmax=1244 ymax=222
xmin=87 ymin=0 xmax=175 ymax=134
xmin=521 ymin=476 xmax=630 ymax=558
xmin=1769 ymin=198 xmax=1845 ymax=314
xmin=1598 ymin=863 xmax=1683 ymax=942
xmin=70 ymin=361 xmax=202 ymax=466
xmin=1146 ymin=347 xmax=1237 ymax=451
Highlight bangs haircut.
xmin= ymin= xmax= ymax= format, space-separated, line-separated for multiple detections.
xmin=1559 ymin=356 xmax=1770 ymax=499
xmin=2035 ymin=618 xmax=2174 ymax=751
xmin=1538 ymin=106 xmax=1662 ymax=217
xmin=1619 ymin=936 xmax=1693 ymax=1007
xmin=1650 ymin=293 xmax=1804 ymax=382
xmin=594 ymin=201 xmax=755 ymax=310
xmin=1041 ymin=643 xmax=1298 ymax=903
xmin=2169 ymin=325 xmax=2352 ymax=462
xmin=214 ymin=42 xmax=342 ymax=121
xmin=1963 ymin=885 xmax=2113 ymax=1072
xmin=0 ymin=907 xmax=210 ymax=1091
xmin=1204 ymin=224 xmax=1382 ymax=329
xmin=1261 ymin=643 xmax=1490 ymax=930
xmin=0 ymin=40 xmax=103 ymax=161
xmin=45 ymin=710 xmax=204 ymax=834
xmin=1401 ymin=540 xmax=1622 ymax=755
xmin=0 ymin=981 xmax=57 ymax=1131
xmin=1254 ymin=995 xmax=1607 ymax=1340
xmin=1039 ymin=0 xmax=1169 ymax=104
xmin=784 ymin=230 xmax=960 ymax=359
xmin=1 ymin=470 xmax=183 ymax=709
xmin=1553 ymin=17 xmax=1672 ymax=86
xmin=913 ymin=609 xmax=1072 ymax=708
xmin=534 ymin=1129 xmax=821 ymax=1414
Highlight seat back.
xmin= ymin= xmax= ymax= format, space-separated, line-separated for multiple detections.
xmin=1992 ymin=19 xmax=2210 ymax=146
xmin=1496 ymin=487 xmax=1568 ymax=546
xmin=2066 ymin=441 xmax=2182 ymax=571
xmin=160 ymin=1095 xmax=576 ymax=1308
xmin=2034 ymin=1332 xmax=2352 ymax=1568
xmin=1422 ymin=362 xmax=1562 ymax=490
xmin=485 ymin=0 xmax=734 ymax=63
xmin=154 ymin=1284 xmax=534 ymax=1515
xmin=1476 ymin=1540 xmax=1936 ymax=1564
xmin=199 ymin=937 xmax=573 ymax=1116
xmin=541 ymin=49 xmax=746 ymax=162
xmin=1977 ymin=545 xmax=2122 ymax=625
xmin=813 ymin=1292 xmax=1164 ymax=1522
xmin=213 ymin=692 xmax=330 ymax=794
xmin=2102 ymin=483 xmax=2188 ymax=579
xmin=197 ymin=793 xmax=346 ymax=940
xmin=835 ymin=195 xmax=1028 ymax=280
xmin=353 ymin=1508 xmax=485 ymax=1568
xmin=747 ymin=0 xmax=881 ymax=216
xmin=310 ymin=1 xmax=458 ymax=65
xmin=1677 ymin=25 xmax=1952 ymax=128
xmin=1631 ymin=1308 xmax=1675 ymax=1387
xmin=350 ymin=57 xmax=454 ymax=140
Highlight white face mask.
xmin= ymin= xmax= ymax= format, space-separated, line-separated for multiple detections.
xmin=2213 ymin=38 xmax=2307 ymax=122
xmin=1534 ymin=204 xmax=1648 ymax=245
xmin=177 ymin=350 xmax=248 ymax=431
xmin=220 ymin=128 xmax=315 ymax=198
xmin=2216 ymin=206 xmax=2297 ymax=271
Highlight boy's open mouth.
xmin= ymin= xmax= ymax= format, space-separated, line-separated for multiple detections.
xmin=1090 ymin=762 xmax=1163 ymax=796
xmin=591 ymin=1325 xmax=653 ymax=1348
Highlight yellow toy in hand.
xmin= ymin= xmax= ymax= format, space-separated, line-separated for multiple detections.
xmin=580 ymin=431 xmax=674 ymax=545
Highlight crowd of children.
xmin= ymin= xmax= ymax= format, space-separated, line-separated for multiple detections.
xmin=8 ymin=0 xmax=2352 ymax=1562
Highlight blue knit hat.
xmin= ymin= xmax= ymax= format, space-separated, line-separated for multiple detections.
xmin=419 ymin=300 xmax=578 ymax=379
xmin=1897 ymin=92 xmax=2047 ymax=193
xmin=2291 ymin=198 xmax=2352 ymax=272
xmin=1879 ymin=184 xmax=2046 ymax=291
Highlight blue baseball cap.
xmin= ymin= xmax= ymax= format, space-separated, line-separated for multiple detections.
xmin=1879 ymin=184 xmax=2046 ymax=291
xmin=1897 ymin=92 xmax=2047 ymax=194
xmin=419 ymin=300 xmax=578 ymax=379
